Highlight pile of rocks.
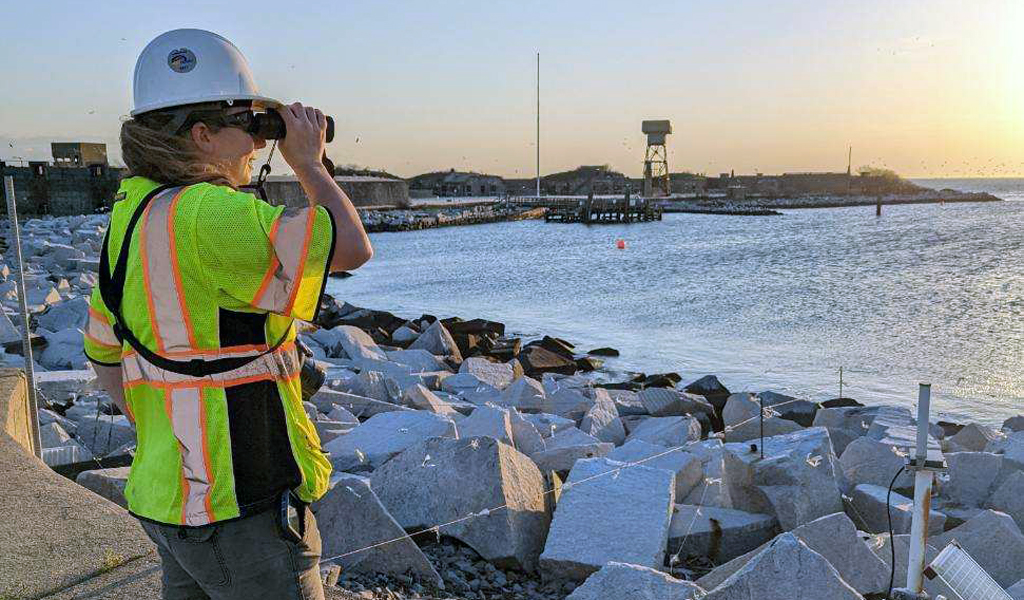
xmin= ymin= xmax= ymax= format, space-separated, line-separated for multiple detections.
xmin=360 ymin=206 xmax=544 ymax=233
xmin=5 ymin=214 xmax=1024 ymax=599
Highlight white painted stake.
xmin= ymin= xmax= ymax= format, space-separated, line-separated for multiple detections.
xmin=3 ymin=176 xmax=41 ymax=458
xmin=906 ymin=383 xmax=932 ymax=594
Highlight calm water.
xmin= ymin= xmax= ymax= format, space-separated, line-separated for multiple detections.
xmin=329 ymin=178 xmax=1024 ymax=426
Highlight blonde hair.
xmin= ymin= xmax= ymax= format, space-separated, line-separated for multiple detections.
xmin=119 ymin=115 xmax=234 ymax=187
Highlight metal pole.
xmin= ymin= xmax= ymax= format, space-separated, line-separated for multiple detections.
xmin=4 ymin=176 xmax=41 ymax=458
xmin=906 ymin=383 xmax=932 ymax=594
xmin=536 ymin=51 xmax=540 ymax=200
xmin=759 ymin=394 xmax=764 ymax=459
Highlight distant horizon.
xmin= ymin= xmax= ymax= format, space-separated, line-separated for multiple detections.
xmin=3 ymin=2 xmax=1022 ymax=180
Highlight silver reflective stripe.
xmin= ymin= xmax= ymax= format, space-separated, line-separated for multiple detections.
xmin=142 ymin=187 xmax=193 ymax=352
xmin=252 ymin=206 xmax=315 ymax=314
xmin=86 ymin=310 xmax=119 ymax=346
xmin=169 ymin=386 xmax=213 ymax=526
xmin=122 ymin=343 xmax=301 ymax=387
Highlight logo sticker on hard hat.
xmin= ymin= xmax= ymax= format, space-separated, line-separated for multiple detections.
xmin=167 ymin=48 xmax=197 ymax=73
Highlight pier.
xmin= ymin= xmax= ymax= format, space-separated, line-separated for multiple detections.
xmin=508 ymin=195 xmax=663 ymax=224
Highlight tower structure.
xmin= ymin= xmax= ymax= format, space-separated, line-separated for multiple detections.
xmin=642 ymin=119 xmax=672 ymax=197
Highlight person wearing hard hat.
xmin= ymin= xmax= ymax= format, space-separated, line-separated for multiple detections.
xmin=83 ymin=29 xmax=372 ymax=599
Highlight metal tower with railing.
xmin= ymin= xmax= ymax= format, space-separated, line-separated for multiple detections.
xmin=642 ymin=119 xmax=672 ymax=197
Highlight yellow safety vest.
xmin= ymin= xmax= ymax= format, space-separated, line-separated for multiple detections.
xmin=84 ymin=176 xmax=335 ymax=526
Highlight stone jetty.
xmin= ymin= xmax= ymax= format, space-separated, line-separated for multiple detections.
xmin=2 ymin=212 xmax=1024 ymax=599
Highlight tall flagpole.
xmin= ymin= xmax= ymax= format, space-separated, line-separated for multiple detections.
xmin=536 ymin=52 xmax=540 ymax=199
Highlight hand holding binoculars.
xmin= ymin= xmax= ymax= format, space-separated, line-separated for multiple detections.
xmin=251 ymin=109 xmax=335 ymax=144
xmin=252 ymin=109 xmax=336 ymax=174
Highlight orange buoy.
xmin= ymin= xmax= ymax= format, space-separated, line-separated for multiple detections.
xmin=616 ymin=239 xmax=626 ymax=249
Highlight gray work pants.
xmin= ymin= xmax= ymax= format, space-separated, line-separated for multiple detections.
xmin=139 ymin=506 xmax=324 ymax=600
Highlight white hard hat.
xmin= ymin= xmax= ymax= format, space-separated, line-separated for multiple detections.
xmin=131 ymin=29 xmax=280 ymax=116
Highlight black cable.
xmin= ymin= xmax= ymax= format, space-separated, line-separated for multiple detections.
xmin=886 ymin=465 xmax=907 ymax=599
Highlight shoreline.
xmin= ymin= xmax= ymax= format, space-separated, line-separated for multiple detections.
xmin=5 ymin=207 xmax=1024 ymax=599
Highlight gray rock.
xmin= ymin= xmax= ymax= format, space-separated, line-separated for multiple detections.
xmin=1004 ymin=416 xmax=1024 ymax=433
xmin=811 ymin=405 xmax=880 ymax=455
xmin=697 ymin=512 xmax=888 ymax=596
xmin=603 ymin=388 xmax=647 ymax=416
xmin=756 ymin=390 xmax=819 ymax=427
xmin=355 ymin=370 xmax=401 ymax=404
xmin=334 ymin=325 xmax=387 ymax=362
xmin=524 ymin=413 xmax=575 ymax=438
xmin=1007 ymin=579 xmax=1024 ymax=600
xmin=507 ymin=407 xmax=546 ymax=455
xmin=544 ymin=385 xmax=594 ymax=421
xmin=392 ymin=324 xmax=419 ymax=344
xmin=442 ymin=372 xmax=501 ymax=405
xmin=75 ymin=413 xmax=136 ymax=457
xmin=847 ymin=483 xmax=945 ymax=535
xmin=38 ymin=327 xmax=88 ymax=370
xmin=498 ymin=376 xmax=548 ymax=413
xmin=942 ymin=451 xmax=1002 ymax=507
xmin=408 ymin=321 xmax=463 ymax=361
xmin=37 ymin=296 xmax=89 ymax=332
xmin=41 ymin=442 xmax=94 ymax=466
xmin=401 ymin=384 xmax=461 ymax=418
xmin=75 ymin=467 xmax=130 ymax=508
xmin=702 ymin=533 xmax=863 ymax=600
xmin=579 ymin=389 xmax=625 ymax=445
xmin=35 ymin=369 xmax=98 ymax=404
xmin=539 ymin=457 xmax=675 ymax=581
xmin=325 ymin=404 xmax=359 ymax=426
xmin=866 ymin=533 xmax=939 ymax=591
xmin=459 ymin=357 xmax=515 ymax=391
xmin=37 ymin=407 xmax=78 ymax=436
xmin=986 ymin=430 xmax=1024 ymax=474
xmin=372 ymin=436 xmax=550 ymax=572
xmin=627 ymin=416 xmax=702 ymax=448
xmin=313 ymin=473 xmax=443 ymax=587
xmin=681 ymin=440 xmax=756 ymax=511
xmin=0 ymin=310 xmax=19 ymax=344
xmin=310 ymin=389 xmax=409 ymax=419
xmin=668 ymin=505 xmax=779 ymax=564
xmin=987 ymin=471 xmax=1024 ymax=532
xmin=949 ymin=422 xmax=1001 ymax=452
xmin=530 ymin=429 xmax=614 ymax=472
xmin=639 ymin=388 xmax=713 ymax=419
xmin=839 ymin=436 xmax=914 ymax=492
xmin=315 ymin=420 xmax=354 ymax=444
xmin=930 ymin=509 xmax=1024 ymax=588
xmin=725 ymin=427 xmax=844 ymax=530
xmin=39 ymin=421 xmax=72 ymax=448
xmin=456 ymin=405 xmax=513 ymax=444
xmin=324 ymin=410 xmax=457 ymax=472
xmin=565 ymin=562 xmax=704 ymax=600
xmin=787 ymin=512 xmax=888 ymax=596
xmin=385 ymin=348 xmax=450 ymax=373
xmin=607 ymin=439 xmax=703 ymax=499
xmin=722 ymin=393 xmax=802 ymax=443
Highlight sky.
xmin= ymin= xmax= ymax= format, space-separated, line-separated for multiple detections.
xmin=2 ymin=0 xmax=1023 ymax=179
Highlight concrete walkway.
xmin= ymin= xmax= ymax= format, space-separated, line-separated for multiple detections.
xmin=0 ymin=368 xmax=356 ymax=600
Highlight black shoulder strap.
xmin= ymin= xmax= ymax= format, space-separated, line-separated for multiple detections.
xmin=100 ymin=184 xmax=290 ymax=378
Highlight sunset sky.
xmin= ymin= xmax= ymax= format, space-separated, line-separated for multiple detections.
xmin=2 ymin=0 xmax=1022 ymax=178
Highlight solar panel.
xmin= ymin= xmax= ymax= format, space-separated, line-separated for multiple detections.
xmin=924 ymin=541 xmax=1012 ymax=600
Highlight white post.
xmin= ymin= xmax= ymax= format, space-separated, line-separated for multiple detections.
xmin=536 ymin=51 xmax=540 ymax=200
xmin=3 ymin=176 xmax=41 ymax=458
xmin=905 ymin=383 xmax=932 ymax=594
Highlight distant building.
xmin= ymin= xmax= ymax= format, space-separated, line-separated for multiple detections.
xmin=263 ymin=175 xmax=409 ymax=208
xmin=51 ymin=142 xmax=108 ymax=168
xmin=407 ymin=169 xmax=505 ymax=197
xmin=540 ymin=165 xmax=629 ymax=195
xmin=0 ymin=160 xmax=123 ymax=215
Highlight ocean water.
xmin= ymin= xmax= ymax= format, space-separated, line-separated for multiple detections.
xmin=328 ymin=178 xmax=1024 ymax=426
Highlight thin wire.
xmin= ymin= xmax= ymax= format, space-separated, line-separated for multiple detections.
xmin=319 ymin=398 xmax=806 ymax=566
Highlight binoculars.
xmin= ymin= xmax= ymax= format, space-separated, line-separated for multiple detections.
xmin=252 ymin=109 xmax=335 ymax=143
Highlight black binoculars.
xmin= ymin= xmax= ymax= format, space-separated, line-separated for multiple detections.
xmin=252 ymin=109 xmax=335 ymax=143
